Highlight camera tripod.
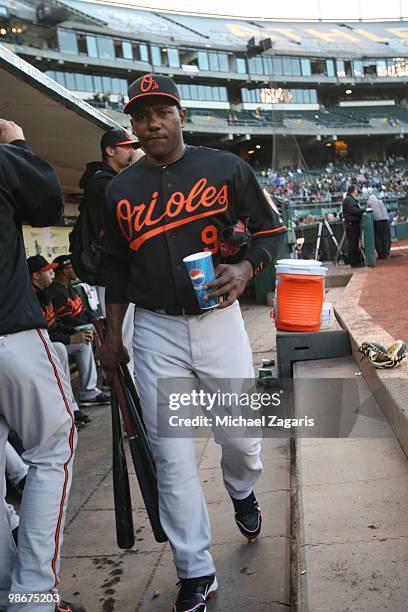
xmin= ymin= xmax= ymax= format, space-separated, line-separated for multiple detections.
xmin=314 ymin=219 xmax=347 ymax=264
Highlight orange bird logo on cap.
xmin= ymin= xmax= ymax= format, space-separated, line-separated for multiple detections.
xmin=141 ymin=75 xmax=159 ymax=93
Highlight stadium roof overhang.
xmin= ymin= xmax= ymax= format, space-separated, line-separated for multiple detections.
xmin=0 ymin=44 xmax=122 ymax=193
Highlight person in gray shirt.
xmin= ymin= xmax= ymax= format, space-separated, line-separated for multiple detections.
xmin=367 ymin=193 xmax=391 ymax=259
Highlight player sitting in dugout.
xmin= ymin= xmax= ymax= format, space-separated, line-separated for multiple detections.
xmin=48 ymin=254 xmax=95 ymax=328
xmin=29 ymin=254 xmax=109 ymax=409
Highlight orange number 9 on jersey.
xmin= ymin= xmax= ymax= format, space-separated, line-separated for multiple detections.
xmin=201 ymin=224 xmax=219 ymax=254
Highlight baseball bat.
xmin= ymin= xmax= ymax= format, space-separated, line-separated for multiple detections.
xmin=92 ymin=317 xmax=167 ymax=544
xmin=92 ymin=318 xmax=135 ymax=549
xmin=115 ymin=366 xmax=167 ymax=543
xmin=110 ymin=385 xmax=135 ymax=549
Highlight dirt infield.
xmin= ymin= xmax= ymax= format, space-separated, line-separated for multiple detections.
xmin=359 ymin=248 xmax=408 ymax=341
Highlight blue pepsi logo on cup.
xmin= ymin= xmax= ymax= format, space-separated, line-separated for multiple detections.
xmin=190 ymin=268 xmax=206 ymax=286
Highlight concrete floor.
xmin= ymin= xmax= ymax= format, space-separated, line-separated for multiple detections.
xmin=60 ymin=304 xmax=291 ymax=612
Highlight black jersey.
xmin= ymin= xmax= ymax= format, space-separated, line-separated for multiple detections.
xmin=48 ymin=282 xmax=91 ymax=328
xmin=0 ymin=140 xmax=63 ymax=335
xmin=34 ymin=286 xmax=75 ymax=345
xmin=103 ymin=146 xmax=285 ymax=310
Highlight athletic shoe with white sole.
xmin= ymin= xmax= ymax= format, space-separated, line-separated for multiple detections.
xmin=79 ymin=392 xmax=110 ymax=407
xmin=232 ymin=491 xmax=262 ymax=540
xmin=173 ymin=574 xmax=218 ymax=611
xmin=74 ymin=409 xmax=92 ymax=424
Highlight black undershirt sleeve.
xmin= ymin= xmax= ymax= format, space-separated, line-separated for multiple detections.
xmin=233 ymin=162 xmax=286 ymax=275
xmin=102 ymin=182 xmax=131 ymax=304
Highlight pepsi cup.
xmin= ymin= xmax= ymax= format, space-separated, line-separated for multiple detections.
xmin=183 ymin=251 xmax=220 ymax=310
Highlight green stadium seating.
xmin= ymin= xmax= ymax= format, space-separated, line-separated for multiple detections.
xmin=187 ymin=105 xmax=408 ymax=128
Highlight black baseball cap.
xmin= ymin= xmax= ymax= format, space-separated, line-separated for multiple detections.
xmin=100 ymin=129 xmax=140 ymax=152
xmin=53 ymin=255 xmax=72 ymax=269
xmin=27 ymin=255 xmax=58 ymax=274
xmin=124 ymin=74 xmax=181 ymax=115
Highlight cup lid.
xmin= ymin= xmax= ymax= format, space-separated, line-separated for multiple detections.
xmin=183 ymin=251 xmax=213 ymax=263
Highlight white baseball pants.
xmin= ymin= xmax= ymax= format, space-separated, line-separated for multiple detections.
xmin=133 ymin=301 xmax=262 ymax=579
xmin=96 ymin=286 xmax=135 ymax=378
xmin=4 ymin=502 xmax=19 ymax=533
xmin=0 ymin=329 xmax=77 ymax=611
xmin=5 ymin=442 xmax=28 ymax=487
xmin=4 ymin=443 xmax=25 ymax=534
xmin=65 ymin=342 xmax=101 ymax=401
xmin=52 ymin=344 xmax=79 ymax=412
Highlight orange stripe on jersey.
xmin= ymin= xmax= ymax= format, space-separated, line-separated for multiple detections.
xmin=253 ymin=225 xmax=286 ymax=237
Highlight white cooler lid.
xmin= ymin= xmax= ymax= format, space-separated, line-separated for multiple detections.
xmin=277 ymin=259 xmax=322 ymax=266
xmin=276 ymin=264 xmax=327 ymax=276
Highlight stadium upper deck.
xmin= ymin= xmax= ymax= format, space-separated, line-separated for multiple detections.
xmin=1 ymin=0 xmax=408 ymax=165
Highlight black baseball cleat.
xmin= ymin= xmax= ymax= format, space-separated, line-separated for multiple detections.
xmin=232 ymin=491 xmax=262 ymax=540
xmin=74 ymin=409 xmax=92 ymax=425
xmin=79 ymin=392 xmax=110 ymax=407
xmin=173 ymin=574 xmax=218 ymax=612
xmin=56 ymin=600 xmax=86 ymax=612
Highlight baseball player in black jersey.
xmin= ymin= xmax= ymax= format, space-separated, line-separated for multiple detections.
xmin=47 ymin=255 xmax=109 ymax=407
xmin=98 ymin=75 xmax=285 ymax=612
xmin=0 ymin=119 xmax=83 ymax=612
xmin=28 ymin=254 xmax=94 ymax=426
xmin=78 ymin=129 xmax=144 ymax=378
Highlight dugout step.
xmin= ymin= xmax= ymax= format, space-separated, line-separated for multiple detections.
xmin=276 ymin=317 xmax=351 ymax=380
xmin=292 ymin=356 xmax=408 ymax=612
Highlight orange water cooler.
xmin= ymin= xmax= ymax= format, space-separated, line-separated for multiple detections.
xmin=273 ymin=259 xmax=327 ymax=332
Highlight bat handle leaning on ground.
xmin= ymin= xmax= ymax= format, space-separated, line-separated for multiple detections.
xmin=92 ymin=317 xmax=135 ymax=549
xmin=92 ymin=318 xmax=168 ymax=544
xmin=110 ymin=384 xmax=135 ymax=549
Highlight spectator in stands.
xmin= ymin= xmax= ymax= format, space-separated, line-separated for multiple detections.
xmin=342 ymin=185 xmax=364 ymax=267
xmin=253 ymin=107 xmax=266 ymax=122
xmin=228 ymin=113 xmax=238 ymax=125
xmin=367 ymin=193 xmax=391 ymax=259
xmin=265 ymin=158 xmax=408 ymax=201
xmin=102 ymin=93 xmax=111 ymax=108
xmin=118 ymin=94 xmax=125 ymax=112
xmin=28 ymin=254 xmax=108 ymax=412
